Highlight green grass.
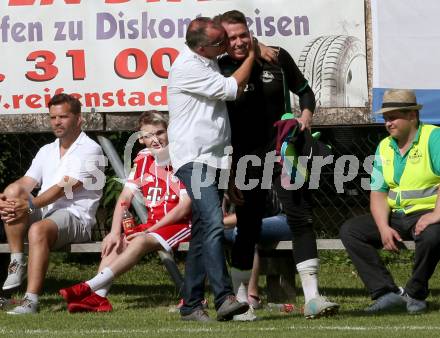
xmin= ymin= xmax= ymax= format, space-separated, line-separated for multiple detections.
xmin=1 ymin=252 xmax=440 ymax=337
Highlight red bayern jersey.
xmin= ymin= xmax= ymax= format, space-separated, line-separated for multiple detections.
xmin=126 ymin=149 xmax=190 ymax=226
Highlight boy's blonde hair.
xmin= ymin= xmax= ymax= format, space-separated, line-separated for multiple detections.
xmin=137 ymin=110 xmax=169 ymax=130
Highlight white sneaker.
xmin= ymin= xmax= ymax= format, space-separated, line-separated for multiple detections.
xmin=2 ymin=259 xmax=27 ymax=290
xmin=304 ymin=296 xmax=339 ymax=319
xmin=233 ymin=305 xmax=258 ymax=321
xmin=7 ymin=297 xmax=38 ymax=315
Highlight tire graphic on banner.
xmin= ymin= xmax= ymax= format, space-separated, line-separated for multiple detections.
xmin=295 ymin=35 xmax=367 ymax=108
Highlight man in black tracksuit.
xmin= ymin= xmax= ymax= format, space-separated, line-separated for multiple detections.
xmin=217 ymin=10 xmax=339 ymax=320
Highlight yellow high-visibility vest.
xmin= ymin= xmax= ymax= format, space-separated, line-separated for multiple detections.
xmin=379 ymin=124 xmax=440 ymax=214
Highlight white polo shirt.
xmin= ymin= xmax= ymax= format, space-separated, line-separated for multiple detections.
xmin=167 ymin=45 xmax=238 ymax=171
xmin=25 ymin=132 xmax=105 ymax=233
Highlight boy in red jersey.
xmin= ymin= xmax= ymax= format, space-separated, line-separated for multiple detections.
xmin=59 ymin=111 xmax=191 ymax=312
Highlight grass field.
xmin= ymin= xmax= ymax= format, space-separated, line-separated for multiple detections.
xmin=1 ymin=251 xmax=440 ymax=337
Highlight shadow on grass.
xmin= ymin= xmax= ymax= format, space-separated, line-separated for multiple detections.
xmin=316 ymin=287 xmax=370 ymax=297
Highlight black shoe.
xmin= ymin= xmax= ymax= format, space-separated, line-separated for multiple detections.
xmin=216 ymin=295 xmax=249 ymax=321
xmin=364 ymin=292 xmax=406 ymax=313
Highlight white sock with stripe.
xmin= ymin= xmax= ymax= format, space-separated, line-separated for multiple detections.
xmin=11 ymin=252 xmax=25 ymax=264
xmin=85 ymin=267 xmax=115 ymax=292
xmin=95 ymin=283 xmax=112 ymax=298
xmin=296 ymin=258 xmax=320 ymax=303
xmin=24 ymin=292 xmax=38 ymax=304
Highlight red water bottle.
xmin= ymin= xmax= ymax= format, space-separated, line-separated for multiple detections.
xmin=121 ymin=202 xmax=137 ymax=236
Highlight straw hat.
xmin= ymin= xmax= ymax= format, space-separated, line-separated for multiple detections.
xmin=374 ymin=89 xmax=423 ymax=114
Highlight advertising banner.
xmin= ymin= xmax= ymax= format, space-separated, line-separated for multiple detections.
xmin=0 ymin=0 xmax=366 ymax=115
xmin=372 ymin=0 xmax=440 ymax=123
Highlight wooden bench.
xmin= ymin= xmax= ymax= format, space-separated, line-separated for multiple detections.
xmin=175 ymin=239 xmax=415 ymax=304
xmin=256 ymin=239 xmax=414 ymax=303
xmin=0 ymin=242 xmax=102 ymax=254
xmin=0 ymin=239 xmax=416 ymax=302
xmin=6 ymin=238 xmax=407 ymax=253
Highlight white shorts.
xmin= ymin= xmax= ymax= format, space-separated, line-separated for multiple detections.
xmin=30 ymin=209 xmax=90 ymax=249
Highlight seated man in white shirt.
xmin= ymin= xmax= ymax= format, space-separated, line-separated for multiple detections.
xmin=0 ymin=93 xmax=105 ymax=314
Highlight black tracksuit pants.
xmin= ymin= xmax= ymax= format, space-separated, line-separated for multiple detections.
xmin=340 ymin=210 xmax=440 ymax=300
xmin=231 ymin=164 xmax=317 ymax=270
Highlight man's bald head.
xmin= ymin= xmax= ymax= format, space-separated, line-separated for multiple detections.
xmin=186 ymin=17 xmax=224 ymax=50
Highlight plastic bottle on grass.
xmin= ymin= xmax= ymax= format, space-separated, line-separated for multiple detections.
xmin=266 ymin=303 xmax=295 ymax=313
xmin=121 ymin=202 xmax=137 ymax=236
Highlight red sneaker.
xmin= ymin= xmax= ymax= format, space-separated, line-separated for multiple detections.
xmin=176 ymin=298 xmax=184 ymax=310
xmin=59 ymin=282 xmax=91 ymax=303
xmin=67 ymin=292 xmax=113 ymax=313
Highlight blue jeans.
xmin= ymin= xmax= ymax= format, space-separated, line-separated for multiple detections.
xmin=175 ymin=162 xmax=233 ymax=314
xmin=231 ymin=163 xmax=317 ymax=270
xmin=224 ymin=214 xmax=292 ymax=244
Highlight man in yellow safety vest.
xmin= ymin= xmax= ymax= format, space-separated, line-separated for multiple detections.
xmin=340 ymin=89 xmax=440 ymax=314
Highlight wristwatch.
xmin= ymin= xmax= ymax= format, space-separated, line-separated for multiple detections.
xmin=28 ymin=197 xmax=36 ymax=215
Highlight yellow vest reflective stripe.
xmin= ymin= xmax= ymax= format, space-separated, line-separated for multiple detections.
xmin=379 ymin=124 xmax=440 ymax=214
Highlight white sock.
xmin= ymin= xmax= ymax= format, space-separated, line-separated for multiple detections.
xmin=11 ymin=252 xmax=25 ymax=264
xmin=236 ymin=283 xmax=248 ymax=304
xmin=296 ymin=258 xmax=320 ymax=303
xmin=95 ymin=283 xmax=112 ymax=298
xmin=231 ymin=267 xmax=252 ymax=303
xmin=24 ymin=292 xmax=38 ymax=303
xmin=85 ymin=267 xmax=115 ymax=292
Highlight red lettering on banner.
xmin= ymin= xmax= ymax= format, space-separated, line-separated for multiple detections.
xmin=7 ymin=87 xmax=169 ymax=111
xmin=8 ymin=0 xmax=205 ymax=5
xmin=128 ymin=92 xmax=146 ymax=106
xmin=151 ymin=48 xmax=178 ymax=79
xmin=40 ymin=0 xmax=81 ymax=4
xmin=114 ymin=48 xmax=148 ymax=79
xmin=148 ymin=86 xmax=167 ymax=106
xmin=102 ymin=92 xmax=115 ymax=107
xmin=26 ymin=94 xmax=42 ymax=108
xmin=44 ymin=88 xmax=52 ymax=107
xmin=9 ymin=0 xmax=81 ymax=5
xmin=9 ymin=0 xmax=35 ymax=5
xmin=26 ymin=50 xmax=58 ymax=81
xmin=66 ymin=50 xmax=86 ymax=80
xmin=84 ymin=93 xmax=100 ymax=107
xmin=12 ymin=94 xmax=24 ymax=108
xmin=42 ymin=87 xmax=65 ymax=106
xmin=70 ymin=93 xmax=82 ymax=100
xmin=115 ymin=89 xmax=126 ymax=106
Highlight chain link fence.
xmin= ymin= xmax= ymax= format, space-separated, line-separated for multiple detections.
xmin=0 ymin=125 xmax=386 ymax=240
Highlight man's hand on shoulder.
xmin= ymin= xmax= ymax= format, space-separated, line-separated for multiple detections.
xmin=247 ymin=35 xmax=256 ymax=60
xmin=257 ymin=43 xmax=279 ymax=64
